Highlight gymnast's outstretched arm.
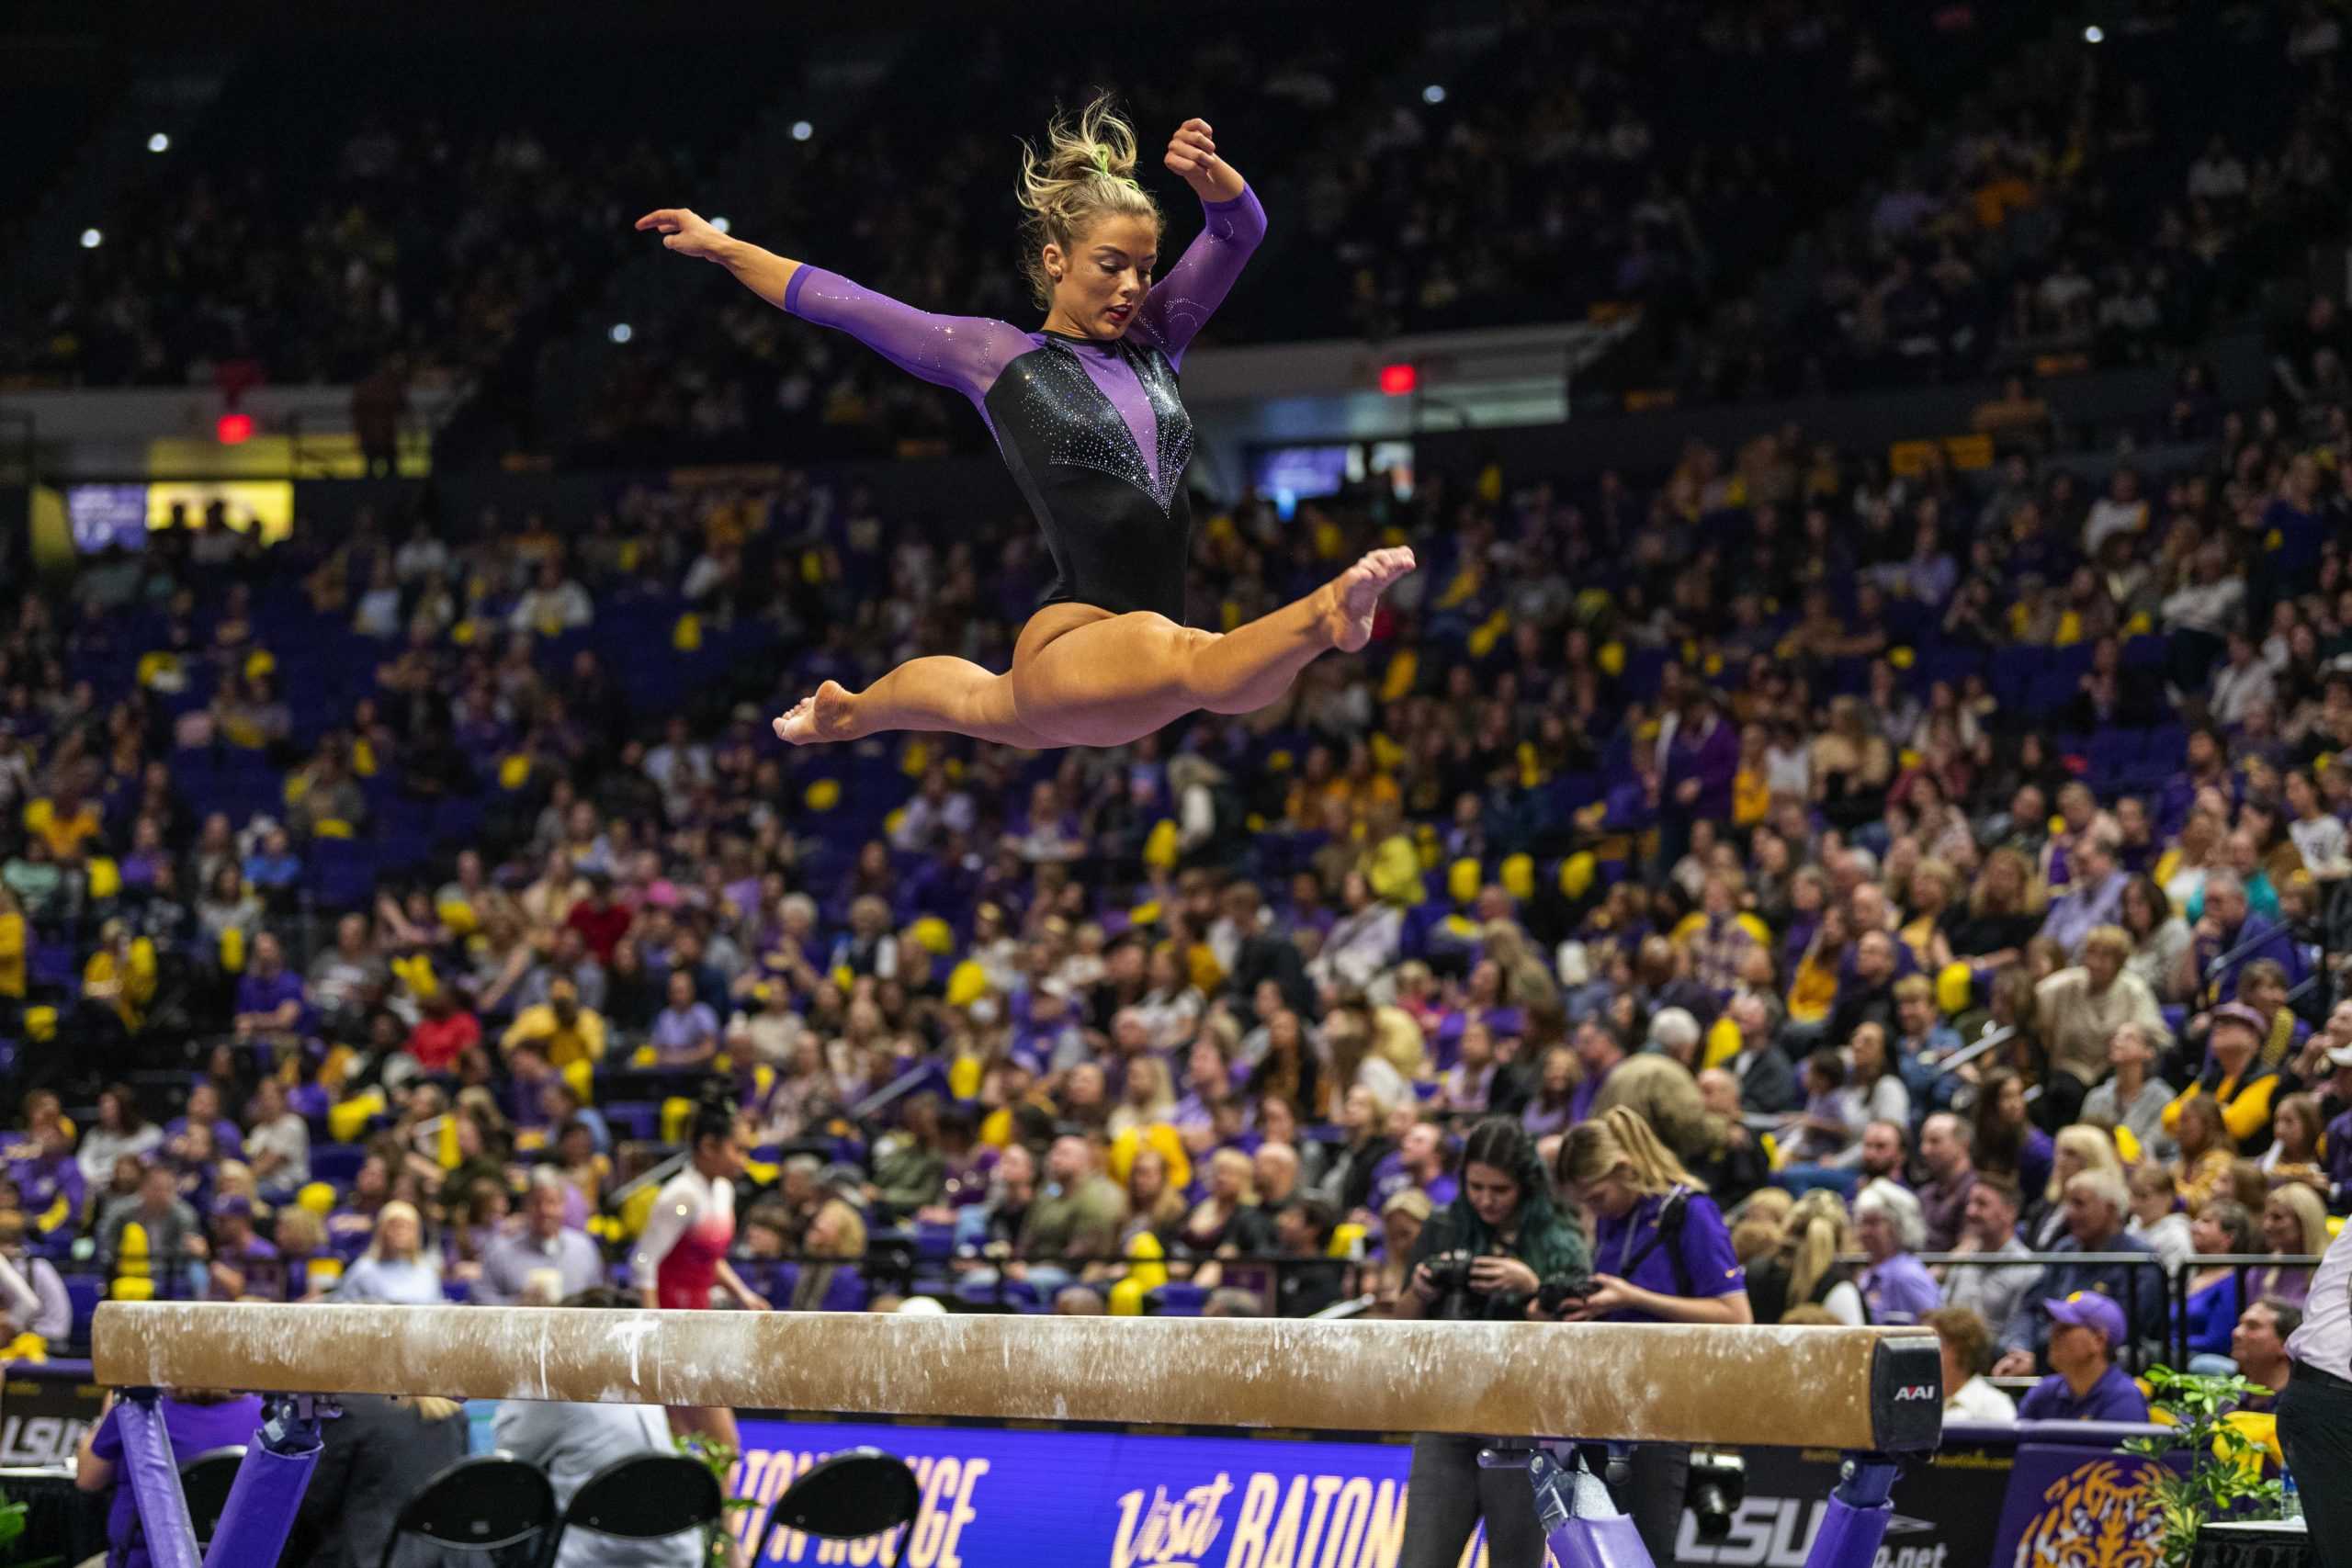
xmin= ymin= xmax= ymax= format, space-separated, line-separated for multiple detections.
xmin=1132 ymin=119 xmax=1266 ymax=368
xmin=634 ymin=207 xmax=1029 ymax=402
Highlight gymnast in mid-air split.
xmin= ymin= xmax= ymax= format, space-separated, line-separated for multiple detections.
xmin=639 ymin=94 xmax=1414 ymax=750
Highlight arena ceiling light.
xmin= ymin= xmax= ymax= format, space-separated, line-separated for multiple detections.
xmin=711 ymin=216 xmax=731 ymax=234
xmin=1421 ymin=84 xmax=1447 ymax=105
xmin=791 ymin=120 xmax=814 ymax=141
xmin=2084 ymin=24 xmax=2104 ymax=42
xmin=609 ymin=322 xmax=634 ymax=344
xmin=79 ymin=228 xmax=102 ymax=249
xmin=146 ymin=132 xmax=170 ymax=153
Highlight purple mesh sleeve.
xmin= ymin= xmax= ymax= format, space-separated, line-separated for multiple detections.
xmin=1131 ymin=185 xmax=1268 ymax=370
xmin=783 ymin=266 xmax=1034 ymax=403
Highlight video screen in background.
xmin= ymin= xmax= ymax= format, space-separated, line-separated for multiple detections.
xmin=62 ymin=480 xmax=296 ymax=552
xmin=1252 ymin=442 xmax=1417 ymax=519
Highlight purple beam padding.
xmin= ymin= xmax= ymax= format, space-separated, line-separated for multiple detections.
xmin=114 ymin=1394 xmax=202 ymax=1568
xmin=1800 ymin=1459 xmax=1901 ymax=1568
xmin=1548 ymin=1514 xmax=1655 ymax=1568
xmin=201 ymin=1427 xmax=321 ymax=1568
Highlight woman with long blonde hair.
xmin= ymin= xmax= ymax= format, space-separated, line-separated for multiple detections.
xmin=1745 ymin=1188 xmax=1866 ymax=1325
xmin=642 ymin=94 xmax=1412 ymax=750
xmin=1553 ymin=1107 xmax=1750 ymax=1561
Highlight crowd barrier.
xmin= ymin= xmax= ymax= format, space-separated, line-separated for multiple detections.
xmin=0 ymin=1358 xmax=2281 ymax=1568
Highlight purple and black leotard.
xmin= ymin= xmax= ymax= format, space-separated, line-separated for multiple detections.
xmin=781 ymin=186 xmax=1267 ymax=625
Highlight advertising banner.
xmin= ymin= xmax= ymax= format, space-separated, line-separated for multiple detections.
xmin=731 ymin=1417 xmax=1436 ymax=1568
xmin=1664 ymin=1441 xmax=2013 ymax=1568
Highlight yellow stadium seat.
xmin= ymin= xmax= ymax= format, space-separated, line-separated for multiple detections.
xmin=621 ymin=1183 xmax=662 ymax=1240
xmin=1124 ymin=1232 xmax=1169 ymax=1293
xmin=1936 ymin=963 xmax=1975 ymax=1016
xmin=1559 ymin=852 xmax=1596 ymax=899
xmin=948 ymin=1053 xmax=984 ymax=1100
xmin=944 ymin=959 xmax=989 ymax=1010
xmin=1501 ymin=854 xmax=1534 ymax=901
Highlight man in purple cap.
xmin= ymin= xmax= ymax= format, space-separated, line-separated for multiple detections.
xmin=2017 ymin=1292 xmax=2151 ymax=1423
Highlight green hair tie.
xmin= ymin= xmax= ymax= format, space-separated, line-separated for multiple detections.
xmin=1091 ymin=145 xmax=1115 ymax=179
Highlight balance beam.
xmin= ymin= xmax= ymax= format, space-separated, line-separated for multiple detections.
xmin=93 ymin=1303 xmax=1942 ymax=1452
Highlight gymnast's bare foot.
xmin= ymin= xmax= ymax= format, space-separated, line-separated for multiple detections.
xmin=773 ymin=681 xmax=858 ymax=745
xmin=1318 ymin=547 xmax=1418 ymax=653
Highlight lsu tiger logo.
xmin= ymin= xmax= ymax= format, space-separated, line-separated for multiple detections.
xmin=2011 ymin=1459 xmax=2164 ymax=1568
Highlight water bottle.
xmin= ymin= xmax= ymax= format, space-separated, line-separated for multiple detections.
xmin=2280 ymin=1468 xmax=2302 ymax=1523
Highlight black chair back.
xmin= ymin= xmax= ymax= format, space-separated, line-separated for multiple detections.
xmin=180 ymin=1445 xmax=247 ymax=1547
xmin=539 ymin=1452 xmax=722 ymax=1568
xmin=760 ymin=1449 xmax=921 ymax=1558
xmin=379 ymin=1454 xmax=557 ymax=1568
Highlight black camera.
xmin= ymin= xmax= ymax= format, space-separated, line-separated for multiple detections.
xmin=1536 ymin=1270 xmax=1592 ymax=1317
xmin=1686 ymin=1448 xmax=1747 ymax=1542
xmin=1423 ymin=1249 xmax=1481 ymax=1295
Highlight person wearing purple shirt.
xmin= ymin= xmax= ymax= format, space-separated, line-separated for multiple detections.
xmin=10 ymin=1122 xmax=84 ymax=1239
xmin=1555 ymin=1109 xmax=1754 ymax=1563
xmin=647 ymin=969 xmax=719 ymax=1067
xmin=2015 ymin=1293 xmax=2153 ymax=1423
xmin=1367 ymin=1121 xmax=1461 ymax=1214
xmin=1662 ymin=689 xmax=1740 ymax=829
xmin=79 ymin=1389 xmax=266 ymax=1568
xmin=164 ymin=1083 xmax=245 ymax=1163
xmin=1853 ymin=1179 xmax=1942 ymax=1325
xmin=232 ymin=931 xmax=307 ymax=1037
xmin=642 ymin=98 xmax=1417 ymax=753
xmin=1569 ymin=1017 xmax=1629 ymax=1124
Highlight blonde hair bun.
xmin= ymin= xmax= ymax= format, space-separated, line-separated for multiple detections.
xmin=1015 ymin=92 xmax=1163 ymax=310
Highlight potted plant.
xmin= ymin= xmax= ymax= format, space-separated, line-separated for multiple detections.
xmin=2120 ymin=1368 xmax=2287 ymax=1568
xmin=676 ymin=1436 xmax=760 ymax=1568
xmin=0 ymin=1486 xmax=63 ymax=1568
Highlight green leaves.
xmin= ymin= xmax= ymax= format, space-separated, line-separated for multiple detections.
xmin=675 ymin=1436 xmax=759 ymax=1568
xmin=2121 ymin=1367 xmax=2287 ymax=1568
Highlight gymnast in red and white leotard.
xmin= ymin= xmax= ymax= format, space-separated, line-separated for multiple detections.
xmin=630 ymin=1103 xmax=768 ymax=1455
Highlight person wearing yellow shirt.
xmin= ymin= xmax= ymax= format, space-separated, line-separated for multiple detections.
xmin=21 ymin=791 xmax=101 ymax=860
xmin=1786 ymin=906 xmax=1853 ymax=1029
xmin=2162 ymin=1003 xmax=2281 ymax=1150
xmin=0 ymin=888 xmax=24 ymax=1018
xmin=499 ymin=978 xmax=608 ymax=1071
xmin=81 ymin=921 xmax=157 ymax=1033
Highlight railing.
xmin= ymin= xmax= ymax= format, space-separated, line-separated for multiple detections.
xmin=1908 ymin=1248 xmax=2324 ymax=1371
xmin=1929 ymin=1025 xmax=2018 ymax=1083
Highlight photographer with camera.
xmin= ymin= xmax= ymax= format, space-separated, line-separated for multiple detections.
xmin=1393 ymin=1118 xmax=1590 ymax=1568
xmin=1554 ymin=1106 xmax=1753 ymax=1562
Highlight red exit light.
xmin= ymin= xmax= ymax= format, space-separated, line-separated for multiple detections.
xmin=216 ymin=412 xmax=254 ymax=445
xmin=1378 ymin=363 xmax=1418 ymax=396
